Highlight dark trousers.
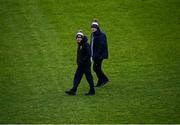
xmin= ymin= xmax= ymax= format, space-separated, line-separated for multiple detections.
xmin=72 ymin=65 xmax=94 ymax=92
xmin=93 ymin=59 xmax=109 ymax=84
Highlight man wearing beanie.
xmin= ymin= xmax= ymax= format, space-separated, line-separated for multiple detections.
xmin=90 ymin=20 xmax=109 ymax=87
xmin=65 ymin=31 xmax=95 ymax=96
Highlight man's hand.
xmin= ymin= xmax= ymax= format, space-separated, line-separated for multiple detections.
xmin=90 ymin=57 xmax=93 ymax=63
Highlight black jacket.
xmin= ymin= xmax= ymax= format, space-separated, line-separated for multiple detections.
xmin=90 ymin=28 xmax=108 ymax=60
xmin=77 ymin=36 xmax=91 ymax=66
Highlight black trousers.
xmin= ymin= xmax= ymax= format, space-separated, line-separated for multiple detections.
xmin=72 ymin=65 xmax=94 ymax=92
xmin=93 ymin=59 xmax=109 ymax=84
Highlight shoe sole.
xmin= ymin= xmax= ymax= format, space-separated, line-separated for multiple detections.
xmin=85 ymin=94 xmax=95 ymax=96
xmin=101 ymin=81 xmax=110 ymax=87
xmin=65 ymin=92 xmax=76 ymax=96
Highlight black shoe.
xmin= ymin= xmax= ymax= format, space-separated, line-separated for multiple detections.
xmin=65 ymin=90 xmax=76 ymax=95
xmin=85 ymin=90 xmax=95 ymax=96
xmin=101 ymin=80 xmax=110 ymax=86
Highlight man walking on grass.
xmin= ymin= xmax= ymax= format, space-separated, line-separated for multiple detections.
xmin=65 ymin=31 xmax=95 ymax=96
xmin=90 ymin=19 xmax=109 ymax=87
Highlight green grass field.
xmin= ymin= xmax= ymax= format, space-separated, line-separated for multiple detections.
xmin=0 ymin=0 xmax=180 ymax=123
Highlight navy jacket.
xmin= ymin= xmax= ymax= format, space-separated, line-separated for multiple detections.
xmin=90 ymin=28 xmax=108 ymax=60
xmin=77 ymin=36 xmax=91 ymax=66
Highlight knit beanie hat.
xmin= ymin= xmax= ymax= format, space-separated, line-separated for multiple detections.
xmin=76 ymin=31 xmax=84 ymax=38
xmin=91 ymin=21 xmax=99 ymax=28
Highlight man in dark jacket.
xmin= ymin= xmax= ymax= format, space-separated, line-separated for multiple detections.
xmin=90 ymin=20 xmax=109 ymax=87
xmin=65 ymin=31 xmax=95 ymax=96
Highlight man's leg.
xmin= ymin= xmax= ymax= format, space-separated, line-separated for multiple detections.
xmin=93 ymin=59 xmax=109 ymax=86
xmin=100 ymin=59 xmax=109 ymax=83
xmin=71 ymin=66 xmax=83 ymax=92
xmin=84 ymin=66 xmax=95 ymax=94
xmin=93 ymin=59 xmax=103 ymax=85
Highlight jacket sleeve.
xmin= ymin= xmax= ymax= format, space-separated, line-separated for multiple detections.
xmin=98 ymin=33 xmax=107 ymax=59
xmin=82 ymin=43 xmax=91 ymax=63
xmin=78 ymin=43 xmax=91 ymax=65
